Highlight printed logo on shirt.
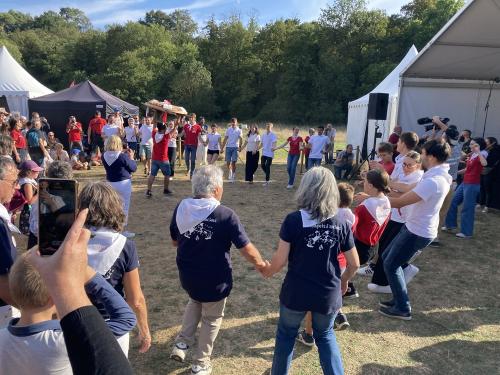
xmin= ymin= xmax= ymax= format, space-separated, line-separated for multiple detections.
xmin=305 ymin=229 xmax=339 ymax=251
xmin=183 ymin=220 xmax=215 ymax=241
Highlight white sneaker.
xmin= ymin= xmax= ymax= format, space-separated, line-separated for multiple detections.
xmin=169 ymin=177 xmax=173 ymax=181
xmin=441 ymin=226 xmax=454 ymax=232
xmin=286 ymin=184 xmax=293 ymax=189
xmin=357 ymin=264 xmax=374 ymax=277
xmin=403 ymin=264 xmax=419 ymax=284
xmin=170 ymin=342 xmax=189 ymax=362
xmin=482 ymin=207 xmax=489 ymax=213
xmin=367 ymin=283 xmax=392 ymax=294
xmin=122 ymin=231 xmax=135 ymax=238
xmin=191 ymin=364 xmax=212 ymax=375
xmin=456 ymin=233 xmax=471 ymax=239
xmin=263 ymin=181 xmax=269 ymax=186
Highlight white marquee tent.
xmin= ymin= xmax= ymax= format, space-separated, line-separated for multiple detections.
xmin=398 ymin=0 xmax=500 ymax=140
xmin=346 ymin=45 xmax=418 ymax=155
xmin=0 ymin=46 xmax=53 ymax=116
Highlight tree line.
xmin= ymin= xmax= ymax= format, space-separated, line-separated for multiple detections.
xmin=0 ymin=0 xmax=463 ymax=124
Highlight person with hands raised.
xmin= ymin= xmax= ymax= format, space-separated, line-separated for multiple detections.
xmin=264 ymin=167 xmax=359 ymax=375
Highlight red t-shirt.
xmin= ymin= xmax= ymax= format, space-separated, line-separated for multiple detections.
xmin=68 ymin=122 xmax=83 ymax=142
xmin=89 ymin=117 xmax=106 ymax=135
xmin=288 ymin=136 xmax=303 ymax=155
xmin=463 ymin=154 xmax=484 ymax=184
xmin=152 ymin=130 xmax=170 ymax=162
xmin=353 ymin=198 xmax=391 ymax=246
xmin=379 ymin=160 xmax=395 ymax=175
xmin=304 ymin=136 xmax=311 ymax=156
xmin=183 ymin=123 xmax=202 ymax=146
xmin=10 ymin=129 xmax=26 ymax=149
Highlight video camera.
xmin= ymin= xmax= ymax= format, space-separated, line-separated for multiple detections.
xmin=417 ymin=116 xmax=450 ymax=132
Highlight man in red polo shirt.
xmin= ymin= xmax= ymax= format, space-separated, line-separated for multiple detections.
xmin=146 ymin=122 xmax=177 ymax=198
xmin=66 ymin=116 xmax=83 ymax=151
xmin=180 ymin=113 xmax=202 ymax=179
xmin=88 ymin=111 xmax=107 ymax=155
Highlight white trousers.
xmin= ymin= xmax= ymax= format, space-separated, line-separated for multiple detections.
xmin=109 ymin=179 xmax=132 ymax=226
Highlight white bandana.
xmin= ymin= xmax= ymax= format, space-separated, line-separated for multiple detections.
xmin=176 ymin=197 xmax=220 ymax=235
xmin=103 ymin=151 xmax=121 ymax=166
xmin=87 ymin=227 xmax=127 ymax=275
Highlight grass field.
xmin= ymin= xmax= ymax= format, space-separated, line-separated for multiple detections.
xmin=15 ymin=127 xmax=500 ymax=374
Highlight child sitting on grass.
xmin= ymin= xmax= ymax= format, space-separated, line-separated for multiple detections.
xmin=296 ymin=182 xmax=356 ymax=347
xmin=0 ymin=253 xmax=136 ymax=373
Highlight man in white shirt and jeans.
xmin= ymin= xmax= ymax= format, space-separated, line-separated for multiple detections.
xmin=221 ymin=118 xmax=242 ymax=183
xmin=260 ymin=123 xmax=277 ymax=186
xmin=139 ymin=116 xmax=155 ymax=175
xmin=379 ymin=139 xmax=451 ymax=320
xmin=306 ymin=126 xmax=330 ymax=169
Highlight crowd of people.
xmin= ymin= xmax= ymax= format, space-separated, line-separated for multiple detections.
xmin=0 ymin=105 xmax=500 ymax=375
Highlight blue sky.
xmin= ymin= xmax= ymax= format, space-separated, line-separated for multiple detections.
xmin=0 ymin=0 xmax=409 ymax=28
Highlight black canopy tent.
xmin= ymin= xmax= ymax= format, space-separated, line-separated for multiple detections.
xmin=28 ymin=80 xmax=139 ymax=145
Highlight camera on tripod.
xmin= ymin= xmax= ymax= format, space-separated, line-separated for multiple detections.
xmin=417 ymin=116 xmax=450 ymax=132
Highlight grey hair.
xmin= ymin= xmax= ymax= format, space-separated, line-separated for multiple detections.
xmin=46 ymin=161 xmax=74 ymax=179
xmin=295 ymin=166 xmax=339 ymax=222
xmin=0 ymin=156 xmax=16 ymax=179
xmin=0 ymin=135 xmax=13 ymax=156
xmin=191 ymin=165 xmax=223 ymax=197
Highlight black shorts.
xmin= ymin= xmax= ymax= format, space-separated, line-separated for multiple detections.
xmin=207 ymin=149 xmax=220 ymax=155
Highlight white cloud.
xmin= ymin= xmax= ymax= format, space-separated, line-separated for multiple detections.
xmin=290 ymin=0 xmax=329 ymax=21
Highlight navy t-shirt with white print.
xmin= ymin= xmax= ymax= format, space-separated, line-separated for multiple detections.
xmin=279 ymin=211 xmax=355 ymax=315
xmin=170 ymin=204 xmax=250 ymax=303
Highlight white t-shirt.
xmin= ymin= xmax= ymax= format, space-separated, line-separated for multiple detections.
xmin=246 ymin=134 xmax=261 ymax=153
xmin=168 ymin=134 xmax=177 ymax=148
xmin=326 ymin=128 xmax=337 ymax=140
xmin=391 ymin=169 xmax=424 ymax=223
xmin=335 ymin=207 xmax=355 ymax=227
xmin=308 ymin=134 xmax=330 ymax=159
xmin=261 ymin=132 xmax=278 ymax=158
xmin=124 ymin=126 xmax=137 ymax=142
xmin=225 ymin=127 xmax=242 ymax=148
xmin=198 ymin=133 xmax=208 ymax=149
xmin=207 ymin=133 xmax=221 ymax=150
xmin=406 ymin=164 xmax=452 ymax=238
xmin=391 ymin=153 xmax=406 ymax=181
xmin=102 ymin=124 xmax=120 ymax=139
xmin=139 ymin=124 xmax=154 ymax=146
xmin=0 ymin=322 xmax=72 ymax=375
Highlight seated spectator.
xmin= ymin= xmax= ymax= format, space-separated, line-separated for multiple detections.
xmin=79 ymin=182 xmax=152 ymax=355
xmin=70 ymin=149 xmax=89 ymax=170
xmin=334 ymin=144 xmax=355 ymax=179
xmin=0 ymin=252 xmax=136 ymax=374
xmin=369 ymin=142 xmax=395 ymax=175
xmin=50 ymin=143 xmax=70 ymax=162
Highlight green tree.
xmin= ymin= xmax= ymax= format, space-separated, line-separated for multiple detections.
xmin=59 ymin=7 xmax=92 ymax=32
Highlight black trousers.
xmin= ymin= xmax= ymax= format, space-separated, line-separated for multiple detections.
xmin=479 ymin=173 xmax=495 ymax=207
xmin=168 ymin=147 xmax=177 ymax=177
xmin=355 ymin=238 xmax=376 ymax=266
xmin=371 ymin=220 xmax=407 ymax=286
xmin=245 ymin=151 xmax=259 ymax=181
xmin=261 ymin=156 xmax=273 ymax=182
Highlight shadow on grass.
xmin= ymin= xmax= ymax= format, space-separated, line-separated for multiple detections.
xmin=360 ymin=339 xmax=500 ymax=374
xmin=342 ymin=306 xmax=499 ymax=337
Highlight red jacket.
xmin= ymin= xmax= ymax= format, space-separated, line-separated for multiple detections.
xmin=353 ymin=196 xmax=391 ymax=246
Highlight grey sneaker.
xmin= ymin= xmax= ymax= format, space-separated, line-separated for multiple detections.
xmin=296 ymin=329 xmax=315 ymax=347
xmin=170 ymin=342 xmax=189 ymax=362
xmin=191 ymin=363 xmax=212 ymax=375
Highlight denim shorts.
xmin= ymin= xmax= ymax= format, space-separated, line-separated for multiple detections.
xmin=225 ymin=147 xmax=239 ymax=162
xmin=139 ymin=144 xmax=152 ymax=159
xmin=151 ymin=160 xmax=171 ymax=177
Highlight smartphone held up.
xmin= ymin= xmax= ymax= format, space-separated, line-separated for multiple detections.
xmin=38 ymin=178 xmax=78 ymax=256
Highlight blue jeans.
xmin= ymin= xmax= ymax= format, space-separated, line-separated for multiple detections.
xmin=287 ymin=154 xmax=300 ymax=186
xmin=334 ymin=165 xmax=352 ymax=180
xmin=271 ymin=305 xmax=343 ymax=375
xmin=150 ymin=160 xmax=171 ymax=177
xmin=184 ymin=145 xmax=197 ymax=177
xmin=382 ymin=225 xmax=432 ymax=313
xmin=445 ymin=183 xmax=480 ymax=236
xmin=307 ymin=158 xmax=321 ymax=169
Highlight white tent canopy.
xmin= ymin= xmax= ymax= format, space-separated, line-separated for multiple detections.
xmin=0 ymin=46 xmax=53 ymax=116
xmin=346 ymin=45 xmax=418 ymax=154
xmin=398 ymin=0 xmax=500 ymax=139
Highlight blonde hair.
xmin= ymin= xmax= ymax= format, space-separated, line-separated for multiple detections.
xmin=78 ymin=182 xmax=126 ymax=232
xmin=105 ymin=135 xmax=123 ymax=152
xmin=9 ymin=253 xmax=51 ymax=309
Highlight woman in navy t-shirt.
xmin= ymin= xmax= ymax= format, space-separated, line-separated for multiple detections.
xmin=264 ymin=167 xmax=359 ymax=375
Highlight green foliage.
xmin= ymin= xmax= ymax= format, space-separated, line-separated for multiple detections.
xmin=0 ymin=0 xmax=464 ymax=121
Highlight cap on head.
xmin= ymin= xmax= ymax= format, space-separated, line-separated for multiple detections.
xmin=19 ymin=160 xmax=43 ymax=172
